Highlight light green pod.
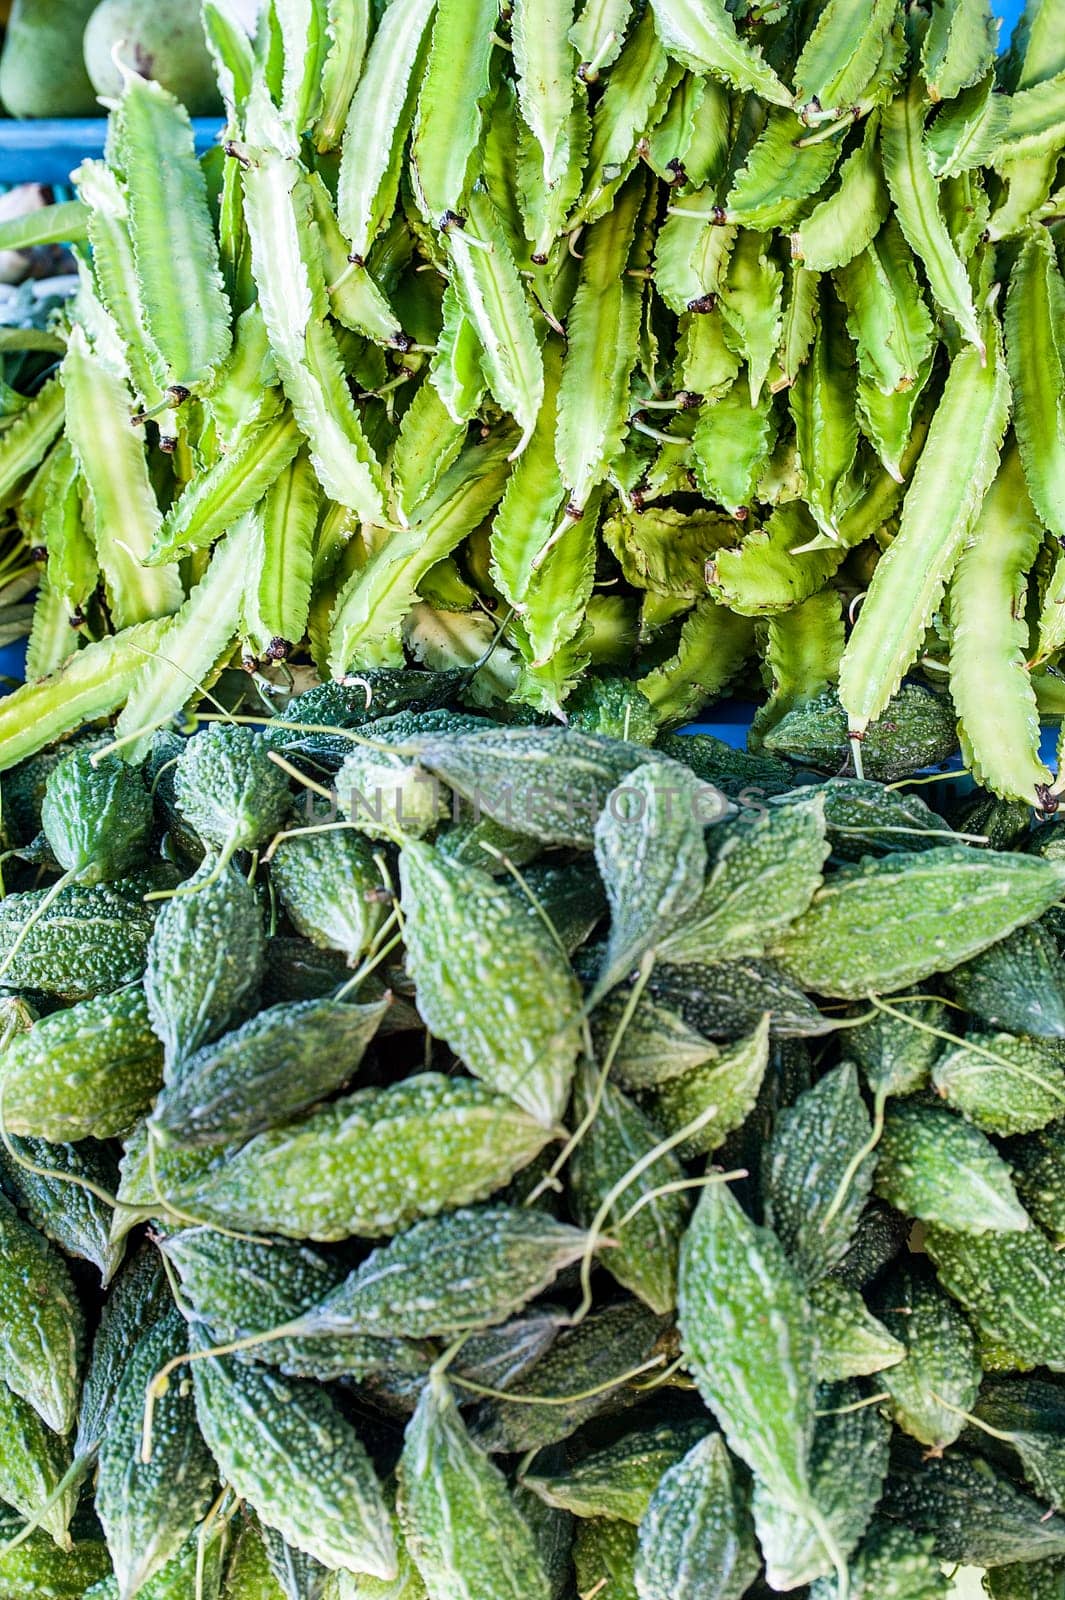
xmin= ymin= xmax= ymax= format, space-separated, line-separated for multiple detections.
xmin=921 ymin=0 xmax=998 ymax=102
xmin=113 ymin=74 xmax=232 ymax=393
xmin=337 ymin=0 xmax=437 ymax=262
xmin=241 ymin=122 xmax=385 ymax=521
xmin=446 ymin=187 xmax=544 ymax=453
xmin=791 ymin=114 xmax=890 ymax=271
xmin=881 ymin=77 xmax=982 ymax=353
xmin=648 ymin=0 xmax=791 ymax=104
xmin=792 ymin=0 xmax=897 ymax=120
xmin=948 ymin=439 xmax=1052 ymax=803
xmin=789 ymin=283 xmax=859 ymax=539
xmin=556 ymin=174 xmax=646 ymax=510
xmin=62 ymin=328 xmax=183 ymax=629
xmin=839 ymin=321 xmax=1010 ymax=735
xmin=410 ymin=0 xmax=498 ymax=225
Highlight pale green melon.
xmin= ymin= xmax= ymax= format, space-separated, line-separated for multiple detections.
xmin=83 ymin=0 xmax=222 ymax=116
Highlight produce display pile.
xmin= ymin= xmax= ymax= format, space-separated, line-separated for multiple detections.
xmin=0 ymin=681 xmax=1063 ymax=1599
xmin=4 ymin=0 xmax=1065 ymax=800
xmin=7 ymin=1 xmax=1065 ymax=1598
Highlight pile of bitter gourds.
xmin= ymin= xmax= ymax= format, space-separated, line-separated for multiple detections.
xmin=1 ymin=676 xmax=1065 ymax=1598
xmin=3 ymin=0 xmax=1065 ymax=799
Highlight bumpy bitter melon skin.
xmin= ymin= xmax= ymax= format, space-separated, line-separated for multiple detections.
xmin=765 ymin=1061 xmax=875 ymax=1279
xmin=397 ymin=1373 xmax=552 ymax=1600
xmin=173 ymin=1073 xmax=558 ymax=1240
xmin=0 ymin=987 xmax=163 ymax=1141
xmin=762 ymin=684 xmax=959 ymax=779
xmin=658 ymin=796 xmax=828 ymax=965
xmin=1010 ymin=1127 xmax=1065 ymax=1243
xmin=0 ymin=1191 xmax=84 ymax=1434
xmin=567 ymin=676 xmax=658 ymax=744
xmin=677 ymin=1180 xmax=816 ymax=1515
xmin=522 ymin=1418 xmax=711 ymax=1525
xmin=877 ymin=1260 xmax=982 ymax=1451
xmin=646 ymin=957 xmax=834 ymax=1037
xmin=471 ymin=1299 xmax=666 ymax=1455
xmin=96 ymin=1306 xmax=217 ymax=1598
xmin=413 ymin=727 xmax=659 ymax=849
xmin=75 ymin=1246 xmax=170 ymax=1466
xmin=752 ymin=1379 xmax=891 ymax=1590
xmin=924 ymin=1224 xmax=1065 ymax=1372
xmin=0 ymin=1136 xmax=122 ymax=1281
xmin=193 ymin=1342 xmax=397 ymax=1580
xmin=808 ymin=1276 xmax=905 ymax=1382
xmin=882 ymin=1441 xmax=1065 ymax=1568
xmin=0 ymin=1524 xmax=111 ymax=1598
xmin=973 ymin=1375 xmax=1065 ymax=1511
xmin=41 ymin=751 xmax=153 ymax=884
xmin=269 ymin=822 xmax=389 ymax=961
xmin=306 ymin=1205 xmax=590 ymax=1339
xmin=572 ymin=1517 xmax=640 ymax=1600
xmin=0 ymin=881 xmax=156 ymax=1000
xmin=774 ymin=778 xmax=950 ymax=862
xmin=874 ymin=1099 xmax=1031 ymax=1234
xmin=639 ymin=1017 xmax=771 ymax=1161
xmin=174 ymin=724 xmax=293 ymax=854
xmin=399 ymin=840 xmax=583 ymax=1126
xmin=592 ymin=758 xmax=712 ymax=995
xmin=634 ymin=1431 xmax=760 ymax=1600
xmin=591 ymin=990 xmax=719 ymax=1091
xmin=808 ymin=1516 xmax=950 ymax=1600
xmin=932 ymin=1033 xmax=1065 ymax=1136
xmin=569 ymin=1064 xmax=688 ymax=1313
xmin=149 ymin=995 xmax=388 ymax=1146
xmin=0 ymin=1377 xmax=77 ymax=1549
xmin=983 ymin=1560 xmax=1065 ymax=1600
xmin=161 ymin=1227 xmax=429 ymax=1387
xmin=144 ymin=856 xmax=265 ymax=1075
xmin=771 ymin=847 xmax=1065 ymax=999
xmin=848 ymin=998 xmax=947 ymax=1098
xmin=944 ymin=923 xmax=1065 ymax=1038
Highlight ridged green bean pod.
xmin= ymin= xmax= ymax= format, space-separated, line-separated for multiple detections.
xmin=241 ymin=116 xmax=385 ymax=520
xmin=840 ymin=320 xmax=1010 ymax=735
xmin=410 ymin=0 xmax=498 ymax=226
xmin=948 ymin=440 xmax=1051 ymax=804
xmin=648 ymin=0 xmax=791 ymax=105
xmin=1005 ymin=226 xmax=1065 ymax=545
xmin=63 ymin=329 xmax=183 ymax=628
xmin=556 ymin=173 xmax=646 ymax=513
xmin=115 ymin=518 xmax=254 ymax=761
xmin=921 ymin=0 xmax=997 ymax=103
xmin=791 ymin=117 xmax=889 ymax=272
xmin=792 ymin=0 xmax=897 ymax=121
xmin=243 ymin=450 xmax=320 ymax=659
xmin=0 ymin=374 xmax=62 ymax=507
xmin=112 ymin=75 xmax=232 ymax=393
xmin=328 ymin=433 xmax=513 ymax=673
xmin=447 ymin=187 xmax=545 ymax=455
xmin=150 ymin=406 xmax=302 ymax=565
xmin=336 ymin=0 xmax=436 ymax=262
xmin=881 ymin=76 xmax=983 ymax=355
xmin=314 ymin=0 xmax=371 ymax=152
